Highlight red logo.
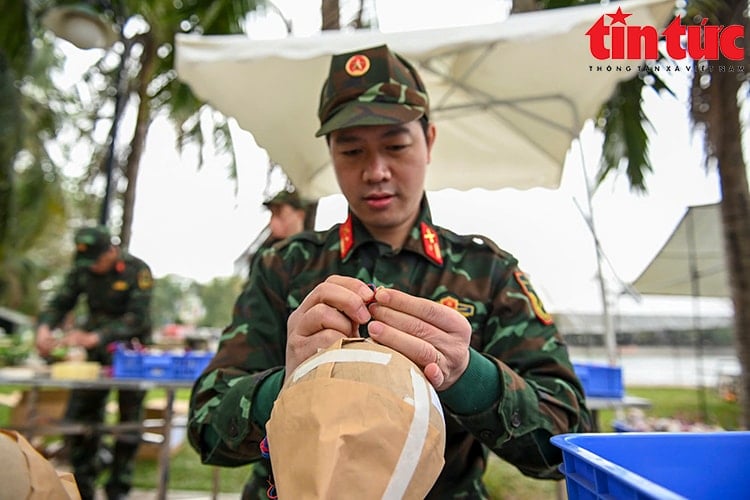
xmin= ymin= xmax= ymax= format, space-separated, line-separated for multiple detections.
xmin=586 ymin=6 xmax=745 ymax=61
xmin=345 ymin=54 xmax=370 ymax=77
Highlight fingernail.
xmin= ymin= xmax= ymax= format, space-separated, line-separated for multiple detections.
xmin=368 ymin=321 xmax=383 ymax=335
xmin=357 ymin=306 xmax=371 ymax=324
xmin=374 ymin=288 xmax=388 ymax=304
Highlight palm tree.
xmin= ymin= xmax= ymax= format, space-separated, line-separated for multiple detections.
xmin=0 ymin=1 xmax=73 ymax=313
xmin=25 ymin=0 xmax=269 ymax=248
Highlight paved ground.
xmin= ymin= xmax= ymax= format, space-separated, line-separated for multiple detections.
xmin=97 ymin=489 xmax=240 ymax=499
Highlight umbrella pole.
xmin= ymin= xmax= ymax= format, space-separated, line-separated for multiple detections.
xmin=686 ymin=211 xmax=709 ymax=421
xmin=573 ymin=137 xmax=619 ymax=367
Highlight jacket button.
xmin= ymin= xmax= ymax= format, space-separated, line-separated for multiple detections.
xmin=479 ymin=430 xmax=493 ymax=441
xmin=511 ymin=412 xmax=521 ymax=428
xmin=228 ymin=421 xmax=239 ymax=438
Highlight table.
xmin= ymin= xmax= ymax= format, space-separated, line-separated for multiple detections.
xmin=586 ymin=395 xmax=652 ymax=431
xmin=0 ymin=371 xmax=194 ymax=500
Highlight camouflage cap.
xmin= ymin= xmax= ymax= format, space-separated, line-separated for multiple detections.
xmin=315 ymin=44 xmax=429 ymax=137
xmin=73 ymin=226 xmax=112 ymax=267
xmin=263 ymin=190 xmax=305 ymax=210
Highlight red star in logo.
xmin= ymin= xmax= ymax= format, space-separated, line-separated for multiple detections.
xmin=607 ymin=6 xmax=631 ymax=25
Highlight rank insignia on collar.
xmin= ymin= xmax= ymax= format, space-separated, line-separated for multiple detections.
xmin=420 ymin=222 xmax=443 ymax=265
xmin=513 ymin=271 xmax=553 ymax=325
xmin=339 ymin=214 xmax=354 ymax=260
xmin=438 ymin=295 xmax=475 ymax=318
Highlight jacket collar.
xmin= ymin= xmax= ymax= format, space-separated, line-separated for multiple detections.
xmin=338 ymin=195 xmax=444 ymax=267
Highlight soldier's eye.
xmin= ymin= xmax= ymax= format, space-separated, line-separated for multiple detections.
xmin=340 ymin=148 xmax=362 ymax=157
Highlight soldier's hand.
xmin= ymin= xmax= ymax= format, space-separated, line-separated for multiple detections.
xmin=285 ymin=275 xmax=374 ymax=383
xmin=367 ymin=287 xmax=471 ymax=391
xmin=63 ymin=329 xmax=100 ymax=349
xmin=35 ymin=325 xmax=57 ymax=357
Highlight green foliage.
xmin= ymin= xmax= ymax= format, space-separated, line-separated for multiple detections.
xmin=0 ymin=20 xmax=74 ymax=313
xmin=197 ymin=275 xmax=243 ymax=328
xmin=0 ymin=0 xmax=272 ymax=313
xmin=151 ymin=274 xmax=242 ymax=329
xmin=151 ymin=275 xmax=193 ymax=327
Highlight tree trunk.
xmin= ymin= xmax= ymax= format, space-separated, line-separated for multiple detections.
xmin=511 ymin=0 xmax=540 ymax=14
xmin=321 ymin=0 xmax=340 ymax=30
xmin=713 ymin=66 xmax=750 ymax=428
xmin=120 ymin=33 xmax=157 ymax=250
xmin=0 ymin=55 xmax=20 ymax=248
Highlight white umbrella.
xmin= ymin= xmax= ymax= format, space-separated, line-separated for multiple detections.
xmin=174 ymin=0 xmax=674 ymax=199
xmin=632 ymin=203 xmax=730 ymax=298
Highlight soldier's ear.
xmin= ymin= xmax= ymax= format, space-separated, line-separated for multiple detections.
xmin=425 ymin=123 xmax=437 ymax=163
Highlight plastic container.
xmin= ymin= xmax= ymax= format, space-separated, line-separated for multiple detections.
xmin=573 ymin=362 xmax=624 ymax=398
xmin=112 ymin=348 xmax=213 ymax=380
xmin=551 ymin=431 xmax=750 ymax=499
xmin=611 ymin=420 xmax=635 ymax=432
xmin=50 ymin=361 xmax=101 ymax=380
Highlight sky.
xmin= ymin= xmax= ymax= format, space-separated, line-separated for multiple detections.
xmin=115 ymin=1 xmax=734 ymax=315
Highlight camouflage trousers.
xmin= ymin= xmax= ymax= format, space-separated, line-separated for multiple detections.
xmin=241 ymin=459 xmax=273 ymax=500
xmin=64 ymin=388 xmax=146 ymax=500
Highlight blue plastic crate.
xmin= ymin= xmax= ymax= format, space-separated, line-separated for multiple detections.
xmin=573 ymin=362 xmax=624 ymax=398
xmin=611 ymin=420 xmax=635 ymax=432
xmin=172 ymin=351 xmax=214 ymax=380
xmin=551 ymin=432 xmax=750 ymax=499
xmin=112 ymin=349 xmax=212 ymax=380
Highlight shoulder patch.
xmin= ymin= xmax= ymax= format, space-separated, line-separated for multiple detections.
xmin=137 ymin=269 xmax=154 ymax=290
xmin=513 ymin=271 xmax=553 ymax=325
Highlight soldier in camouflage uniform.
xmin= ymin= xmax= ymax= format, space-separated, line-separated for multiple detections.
xmin=189 ymin=44 xmax=593 ymax=499
xmin=36 ymin=226 xmax=154 ymax=500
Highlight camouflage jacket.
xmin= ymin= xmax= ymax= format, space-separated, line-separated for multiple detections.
xmin=37 ymin=252 xmax=154 ymax=362
xmin=188 ymin=198 xmax=592 ymax=497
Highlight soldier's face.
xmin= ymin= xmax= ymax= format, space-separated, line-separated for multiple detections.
xmin=269 ymin=204 xmax=305 ymax=239
xmin=89 ymin=246 xmax=117 ymax=274
xmin=329 ymin=121 xmax=435 ymax=247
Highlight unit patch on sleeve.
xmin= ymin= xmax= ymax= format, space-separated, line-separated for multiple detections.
xmin=513 ymin=271 xmax=553 ymax=325
xmin=137 ymin=269 xmax=154 ymax=290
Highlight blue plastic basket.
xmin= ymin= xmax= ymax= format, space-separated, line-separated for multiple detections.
xmin=573 ymin=362 xmax=624 ymax=398
xmin=112 ymin=349 xmax=212 ymax=380
xmin=551 ymin=431 xmax=750 ymax=499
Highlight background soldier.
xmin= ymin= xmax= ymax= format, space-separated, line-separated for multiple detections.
xmin=36 ymin=225 xmax=154 ymax=500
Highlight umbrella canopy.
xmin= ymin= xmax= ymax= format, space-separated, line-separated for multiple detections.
xmin=632 ymin=203 xmax=730 ymax=297
xmin=175 ymin=0 xmax=674 ymax=199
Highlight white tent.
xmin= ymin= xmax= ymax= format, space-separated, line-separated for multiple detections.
xmin=175 ymin=0 xmax=674 ymax=199
xmin=632 ymin=203 xmax=730 ymax=298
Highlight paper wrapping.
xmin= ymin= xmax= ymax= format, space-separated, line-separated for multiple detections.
xmin=0 ymin=429 xmax=81 ymax=499
xmin=266 ymin=338 xmax=446 ymax=499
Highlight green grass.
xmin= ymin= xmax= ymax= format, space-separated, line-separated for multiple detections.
xmin=133 ymin=443 xmax=563 ymax=499
xmin=2 ymin=385 xmax=741 ymax=499
xmin=594 ymin=386 xmax=741 ymax=432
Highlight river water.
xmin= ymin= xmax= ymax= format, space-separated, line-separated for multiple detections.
xmin=568 ymin=345 xmax=740 ymax=388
